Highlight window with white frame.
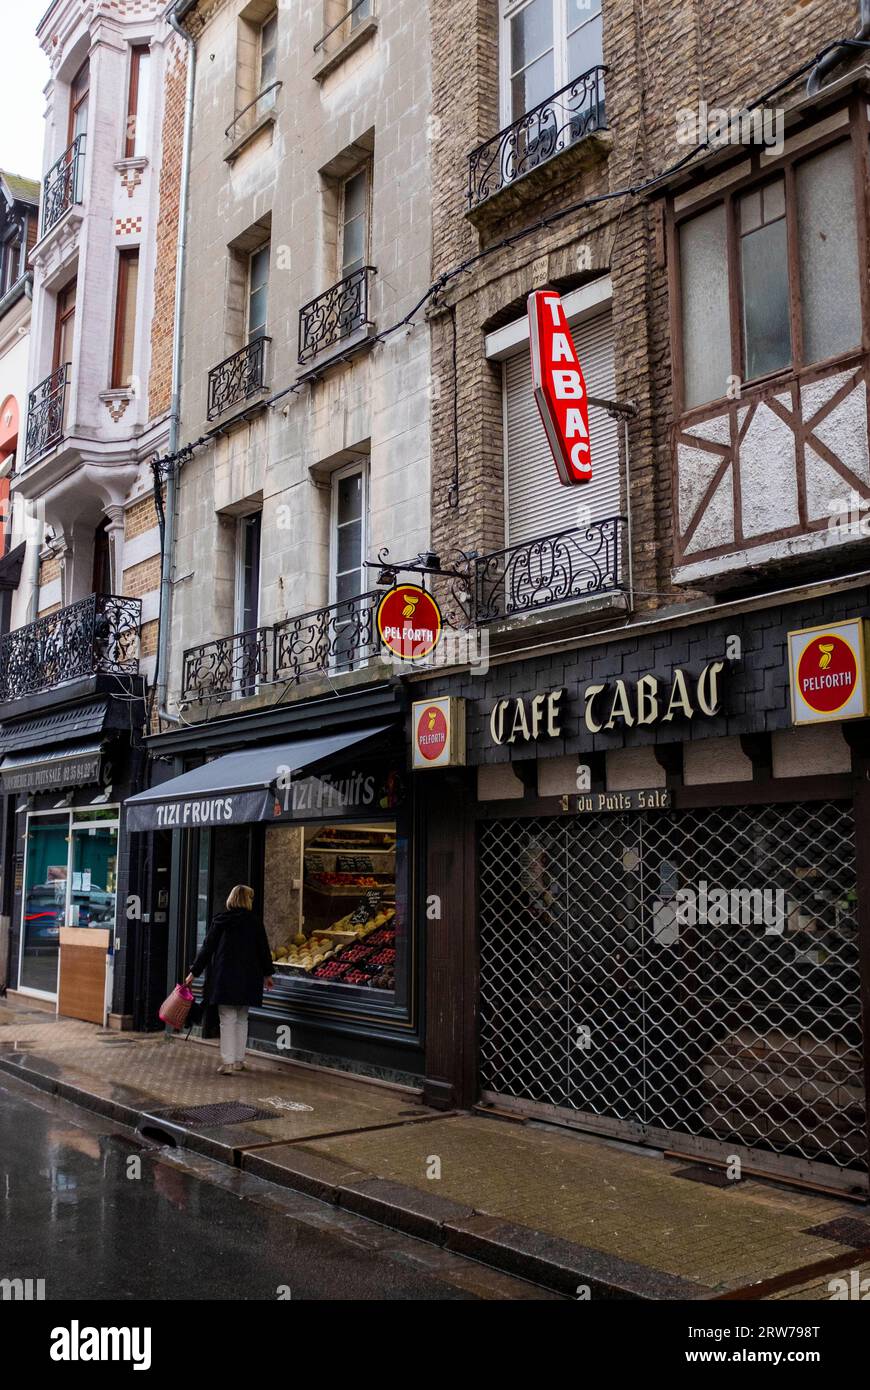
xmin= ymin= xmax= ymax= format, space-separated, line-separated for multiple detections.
xmin=330 ymin=462 xmax=368 ymax=667
xmin=259 ymin=10 xmax=278 ymax=106
xmin=340 ymin=168 xmax=369 ymax=279
xmin=502 ymin=0 xmax=603 ymax=124
xmin=247 ymin=241 xmax=270 ymax=342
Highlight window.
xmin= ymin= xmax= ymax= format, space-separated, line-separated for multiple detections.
xmin=340 ymin=169 xmax=368 ymax=279
xmin=677 ymin=138 xmax=862 ymax=410
xmin=259 ymin=11 xmax=278 ymax=90
xmin=111 ymin=249 xmax=139 ymax=389
xmin=234 ymin=509 xmax=262 ymax=696
xmin=0 ymin=239 xmax=21 ymax=296
xmin=125 ymin=45 xmax=151 ymax=158
xmin=503 ymin=0 xmax=603 ymax=122
xmin=68 ymin=60 xmax=89 ymax=145
xmin=247 ymin=242 xmax=269 ymax=341
xmin=351 ymin=0 xmax=372 ymax=29
xmin=332 ymin=464 xmax=366 ymax=603
xmin=235 ymin=511 xmax=262 ymax=632
xmin=53 ymin=279 xmax=77 ymax=372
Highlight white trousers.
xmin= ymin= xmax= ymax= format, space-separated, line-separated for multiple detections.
xmin=218 ymin=1005 xmax=249 ymax=1064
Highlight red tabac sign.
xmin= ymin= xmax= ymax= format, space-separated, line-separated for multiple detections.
xmin=528 ymin=288 xmax=592 ymax=486
xmin=377 ymin=584 xmax=442 ymax=661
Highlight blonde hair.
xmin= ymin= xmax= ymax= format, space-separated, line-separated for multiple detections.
xmin=227 ymin=884 xmax=254 ymax=911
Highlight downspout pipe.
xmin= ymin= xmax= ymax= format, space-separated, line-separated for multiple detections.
xmin=807 ymin=0 xmax=870 ymax=94
xmin=157 ymin=0 xmax=197 ymax=725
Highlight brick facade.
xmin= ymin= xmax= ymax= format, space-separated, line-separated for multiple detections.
xmin=122 ymin=553 xmax=162 ymax=598
xmin=148 ymin=40 xmax=187 ymax=420
xmin=428 ymin=0 xmax=865 ymax=617
xmin=124 ymin=490 xmax=162 ymax=541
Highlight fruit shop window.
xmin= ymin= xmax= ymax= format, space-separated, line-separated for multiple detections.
xmin=263 ymin=821 xmax=402 ymax=995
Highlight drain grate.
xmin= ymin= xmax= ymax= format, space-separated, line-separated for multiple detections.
xmin=152 ymin=1101 xmax=275 ymax=1127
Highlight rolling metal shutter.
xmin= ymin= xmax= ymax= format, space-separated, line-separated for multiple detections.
xmin=504 ymin=308 xmax=620 ymax=546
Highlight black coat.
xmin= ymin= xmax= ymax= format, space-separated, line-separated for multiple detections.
xmin=190 ymin=908 xmax=273 ymax=1007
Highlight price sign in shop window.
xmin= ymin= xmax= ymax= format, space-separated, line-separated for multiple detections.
xmin=263 ymin=821 xmax=400 ymax=993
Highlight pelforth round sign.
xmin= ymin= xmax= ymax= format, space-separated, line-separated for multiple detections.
xmin=377 ymin=584 xmax=442 ymax=661
xmin=415 ymin=703 xmax=449 ymax=761
xmin=795 ymin=632 xmax=858 ymax=714
xmin=788 ymin=619 xmax=868 ymax=725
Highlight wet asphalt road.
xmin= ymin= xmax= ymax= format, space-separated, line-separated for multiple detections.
xmin=0 ymin=1073 xmax=556 ymax=1301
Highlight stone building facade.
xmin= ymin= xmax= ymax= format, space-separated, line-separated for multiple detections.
xmin=163 ymin=0 xmax=432 ymax=716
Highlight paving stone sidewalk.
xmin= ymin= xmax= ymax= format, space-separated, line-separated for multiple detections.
xmin=1 ymin=1000 xmax=868 ymax=1300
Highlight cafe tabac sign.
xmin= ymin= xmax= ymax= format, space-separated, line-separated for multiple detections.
xmin=489 ymin=660 xmax=727 ymax=745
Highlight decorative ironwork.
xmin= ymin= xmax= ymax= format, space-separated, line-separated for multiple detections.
xmin=24 ymin=364 xmax=70 ymax=463
xmin=181 ymin=627 xmax=270 ymax=701
xmin=207 ymin=337 xmax=270 ymax=420
xmin=42 ymin=134 xmax=86 ymax=235
xmin=273 ymin=591 xmax=380 ymax=686
xmin=0 ymin=595 xmax=141 ymax=702
xmin=225 ymin=83 xmax=282 ymax=142
xmin=470 ymin=516 xmax=623 ymax=624
xmin=299 ymin=266 xmax=375 ymax=364
xmin=468 ymin=66 xmax=606 ymax=209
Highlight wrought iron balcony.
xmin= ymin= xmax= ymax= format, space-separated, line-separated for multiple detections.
xmin=181 ymin=594 xmax=380 ymax=702
xmin=467 ymin=516 xmax=624 ymax=624
xmin=299 ymin=266 xmax=375 ymax=364
xmin=273 ymin=591 xmax=379 ymax=685
xmin=181 ymin=626 xmax=271 ymax=702
xmin=467 ymin=65 xmax=606 ymax=210
xmin=42 ymin=133 xmax=86 ymax=235
xmin=0 ymin=594 xmax=141 ymax=703
xmin=24 ymin=364 xmax=70 ymax=463
xmin=207 ymin=337 xmax=270 ymax=421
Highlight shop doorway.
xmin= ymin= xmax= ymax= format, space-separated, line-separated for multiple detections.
xmin=19 ymin=810 xmax=119 ymax=998
xmin=477 ymin=800 xmax=866 ymax=1186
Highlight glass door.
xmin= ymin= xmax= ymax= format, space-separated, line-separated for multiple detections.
xmin=69 ymin=823 xmax=118 ymax=929
xmin=19 ymin=815 xmax=69 ymax=996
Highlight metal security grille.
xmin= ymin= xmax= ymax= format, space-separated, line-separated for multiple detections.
xmin=479 ymin=802 xmax=867 ymax=1177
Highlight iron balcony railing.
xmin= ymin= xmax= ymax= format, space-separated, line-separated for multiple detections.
xmin=42 ymin=133 xmax=86 ymax=235
xmin=181 ymin=626 xmax=271 ymax=702
xmin=299 ymin=266 xmax=375 ymax=364
xmin=0 ymin=594 xmax=141 ymax=702
xmin=24 ymin=363 xmax=70 ymax=463
xmin=467 ymin=65 xmax=606 ymax=210
xmin=468 ymin=516 xmax=624 ymax=624
xmin=273 ymin=591 xmax=379 ymax=685
xmin=181 ymin=595 xmax=380 ymax=702
xmin=207 ymin=337 xmax=270 ymax=420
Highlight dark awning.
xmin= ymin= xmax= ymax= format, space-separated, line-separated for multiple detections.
xmin=124 ymin=725 xmax=392 ymax=832
xmin=0 ymin=541 xmax=26 ymax=591
xmin=0 ymin=741 xmax=104 ymax=794
xmin=0 ymin=700 xmax=109 ymax=753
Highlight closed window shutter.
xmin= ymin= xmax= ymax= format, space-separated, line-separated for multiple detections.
xmin=505 ymin=307 xmax=620 ymax=546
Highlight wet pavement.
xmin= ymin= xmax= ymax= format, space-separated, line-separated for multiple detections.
xmin=2 ymin=1004 xmax=869 ymax=1299
xmin=0 ymin=1073 xmax=557 ymax=1300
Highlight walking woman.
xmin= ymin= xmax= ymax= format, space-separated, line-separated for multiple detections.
xmin=185 ymin=884 xmax=274 ymax=1074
